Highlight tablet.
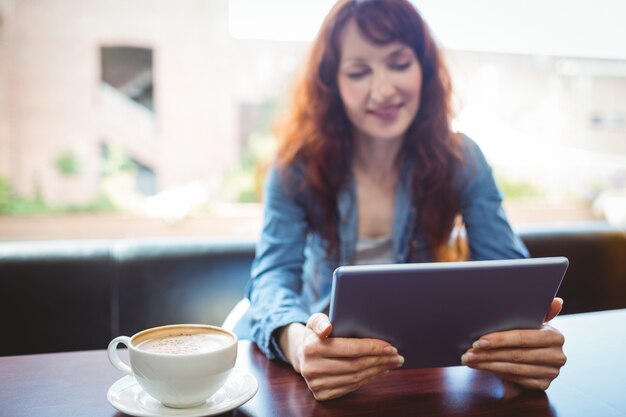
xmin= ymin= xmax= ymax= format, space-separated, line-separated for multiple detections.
xmin=328 ymin=257 xmax=568 ymax=368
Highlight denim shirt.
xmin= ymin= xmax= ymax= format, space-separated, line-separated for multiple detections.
xmin=245 ymin=134 xmax=528 ymax=360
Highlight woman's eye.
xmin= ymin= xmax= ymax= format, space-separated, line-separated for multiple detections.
xmin=391 ymin=62 xmax=411 ymax=71
xmin=346 ymin=71 xmax=369 ymax=80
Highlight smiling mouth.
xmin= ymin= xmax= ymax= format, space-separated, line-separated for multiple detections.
xmin=368 ymin=103 xmax=403 ymax=121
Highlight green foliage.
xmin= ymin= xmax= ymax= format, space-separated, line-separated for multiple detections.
xmin=0 ymin=176 xmax=117 ymax=215
xmin=1 ymin=195 xmax=48 ymax=215
xmin=1 ymin=143 xmax=139 ymax=216
xmin=223 ymin=132 xmax=276 ymax=203
xmin=0 ymin=177 xmax=13 ymax=213
xmin=102 ymin=143 xmax=137 ymax=177
xmin=54 ymin=151 xmax=81 ymax=176
xmin=0 ymin=178 xmax=46 ymax=214
xmin=0 ymin=178 xmax=49 ymax=215
xmin=52 ymin=192 xmax=117 ymax=214
xmin=496 ymin=176 xmax=545 ymax=201
xmin=221 ymin=98 xmax=281 ymax=203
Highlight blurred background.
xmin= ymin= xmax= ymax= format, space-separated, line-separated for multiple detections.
xmin=0 ymin=0 xmax=624 ymax=241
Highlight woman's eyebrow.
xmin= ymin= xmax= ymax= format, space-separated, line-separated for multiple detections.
xmin=386 ymin=46 xmax=412 ymax=59
xmin=340 ymin=56 xmax=367 ymax=65
xmin=340 ymin=45 xmax=411 ymax=65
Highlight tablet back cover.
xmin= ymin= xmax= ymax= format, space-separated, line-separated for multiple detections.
xmin=329 ymin=257 xmax=568 ymax=368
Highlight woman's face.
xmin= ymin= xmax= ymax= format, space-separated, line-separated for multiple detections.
xmin=336 ymin=19 xmax=422 ymax=144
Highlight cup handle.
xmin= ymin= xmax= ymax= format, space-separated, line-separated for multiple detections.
xmin=107 ymin=336 xmax=133 ymax=375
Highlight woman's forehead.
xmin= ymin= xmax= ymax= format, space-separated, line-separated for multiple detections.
xmin=338 ymin=20 xmax=412 ymax=63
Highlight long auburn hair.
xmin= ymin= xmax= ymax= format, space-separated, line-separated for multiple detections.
xmin=275 ymin=0 xmax=463 ymax=261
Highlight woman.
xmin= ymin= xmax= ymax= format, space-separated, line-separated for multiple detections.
xmin=243 ymin=0 xmax=566 ymax=401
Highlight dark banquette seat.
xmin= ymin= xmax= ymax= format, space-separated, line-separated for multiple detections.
xmin=0 ymin=222 xmax=624 ymax=356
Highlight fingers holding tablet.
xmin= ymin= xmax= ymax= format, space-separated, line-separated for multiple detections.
xmin=544 ymin=297 xmax=564 ymax=322
xmin=282 ymin=314 xmax=404 ymax=401
xmin=461 ymin=320 xmax=567 ymax=391
xmin=307 ymin=313 xmax=333 ymax=338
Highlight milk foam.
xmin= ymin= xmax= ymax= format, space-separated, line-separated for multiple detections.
xmin=137 ymin=332 xmax=231 ymax=355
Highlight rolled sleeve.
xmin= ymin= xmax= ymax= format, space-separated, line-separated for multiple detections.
xmin=246 ymin=165 xmax=312 ymax=360
xmin=457 ymin=135 xmax=529 ymax=260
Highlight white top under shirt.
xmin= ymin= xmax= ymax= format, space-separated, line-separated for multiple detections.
xmin=353 ymin=235 xmax=395 ymax=265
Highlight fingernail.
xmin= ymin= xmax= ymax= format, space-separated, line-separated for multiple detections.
xmin=383 ymin=346 xmax=398 ymax=355
xmin=472 ymin=339 xmax=490 ymax=349
xmin=461 ymin=352 xmax=477 ymax=364
xmin=316 ymin=319 xmax=330 ymax=334
xmin=396 ymin=355 xmax=405 ymax=367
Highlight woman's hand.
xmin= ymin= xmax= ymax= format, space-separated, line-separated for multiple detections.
xmin=461 ymin=297 xmax=567 ymax=390
xmin=278 ymin=313 xmax=404 ymax=401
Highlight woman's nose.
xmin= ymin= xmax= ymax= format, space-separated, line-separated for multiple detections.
xmin=370 ymin=71 xmax=395 ymax=102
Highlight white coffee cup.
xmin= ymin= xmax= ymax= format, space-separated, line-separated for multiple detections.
xmin=108 ymin=324 xmax=237 ymax=408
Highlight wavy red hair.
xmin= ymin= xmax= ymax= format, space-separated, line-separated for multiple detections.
xmin=275 ymin=0 xmax=463 ymax=261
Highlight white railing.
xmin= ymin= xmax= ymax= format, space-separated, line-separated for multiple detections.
xmin=97 ymin=82 xmax=160 ymax=167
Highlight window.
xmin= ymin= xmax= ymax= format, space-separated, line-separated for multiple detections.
xmin=0 ymin=0 xmax=624 ymax=241
xmin=101 ymin=46 xmax=154 ymax=112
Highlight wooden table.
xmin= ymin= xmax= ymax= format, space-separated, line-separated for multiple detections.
xmin=1 ymin=309 xmax=625 ymax=417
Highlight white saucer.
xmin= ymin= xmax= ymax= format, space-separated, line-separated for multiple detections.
xmin=107 ymin=370 xmax=258 ymax=417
